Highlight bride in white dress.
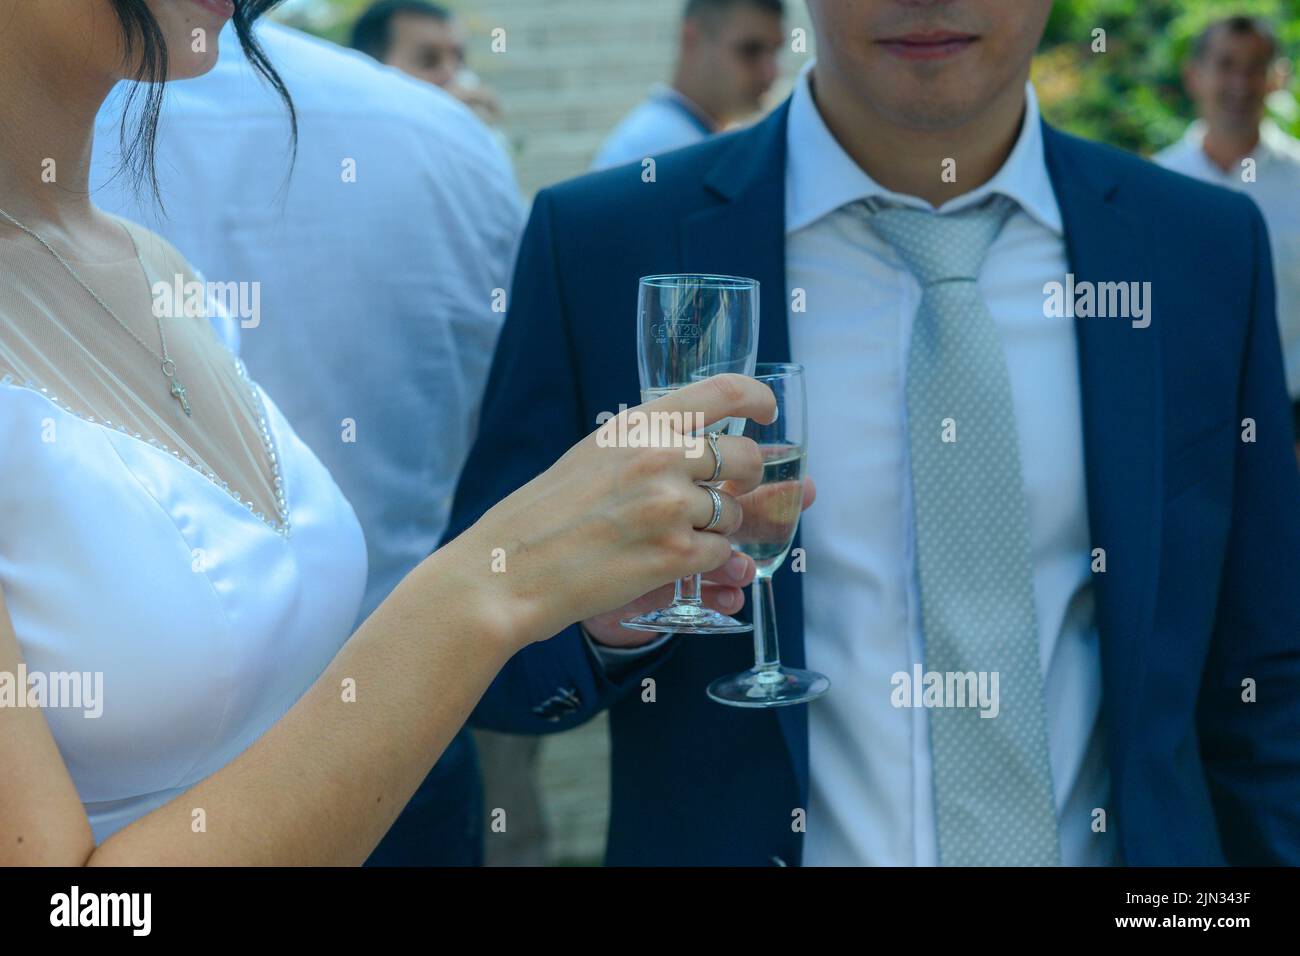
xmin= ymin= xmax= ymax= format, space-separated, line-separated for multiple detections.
xmin=0 ymin=0 xmax=773 ymax=865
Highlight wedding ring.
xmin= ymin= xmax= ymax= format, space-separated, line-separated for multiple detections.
xmin=705 ymin=431 xmax=723 ymax=483
xmin=701 ymin=485 xmax=724 ymax=531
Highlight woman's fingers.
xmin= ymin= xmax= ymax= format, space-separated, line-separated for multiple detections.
xmin=622 ymin=578 xmax=748 ymax=617
xmin=717 ymin=475 xmax=817 ymax=564
xmin=730 ymin=480 xmax=802 ymax=552
xmin=708 ymin=551 xmax=756 ymax=588
xmin=718 ymin=472 xmax=817 ymax=509
xmin=640 ymin=373 xmax=776 ymax=430
xmin=685 ymin=433 xmax=764 ymax=490
xmin=704 ymin=581 xmax=746 ymax=614
xmin=687 ymin=484 xmax=743 ymax=535
xmin=580 ymin=577 xmax=750 ymax=647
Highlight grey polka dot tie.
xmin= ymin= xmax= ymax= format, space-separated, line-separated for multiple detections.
xmin=867 ymin=197 xmax=1061 ymax=866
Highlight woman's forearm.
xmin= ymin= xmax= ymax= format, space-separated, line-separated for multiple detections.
xmin=87 ymin=540 xmax=525 ymax=866
xmin=59 ymin=375 xmax=775 ymax=866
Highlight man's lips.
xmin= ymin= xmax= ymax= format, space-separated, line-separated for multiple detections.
xmin=875 ymin=31 xmax=979 ymax=61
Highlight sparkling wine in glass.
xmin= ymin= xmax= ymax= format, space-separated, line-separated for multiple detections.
xmin=708 ymin=363 xmax=830 ymax=706
xmin=621 ymin=274 xmax=759 ymax=635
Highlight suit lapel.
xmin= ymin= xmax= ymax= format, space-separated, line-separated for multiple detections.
xmin=1042 ymin=125 xmax=1162 ymax=808
xmin=679 ymin=103 xmax=810 ymax=802
xmin=680 ymin=103 xmax=792 ymax=365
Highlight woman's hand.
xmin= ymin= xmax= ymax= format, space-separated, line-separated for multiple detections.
xmin=444 ymin=374 xmax=775 ymax=650
xmin=581 ymin=477 xmax=817 ymax=648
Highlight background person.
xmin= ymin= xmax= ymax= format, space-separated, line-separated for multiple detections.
xmin=1155 ymin=14 xmax=1300 ymax=458
xmin=590 ymin=0 xmax=785 ymax=170
xmin=351 ymin=0 xmax=502 ymax=126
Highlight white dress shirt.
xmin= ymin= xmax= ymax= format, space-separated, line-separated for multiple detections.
xmin=91 ymin=23 xmax=525 ymax=622
xmin=591 ymin=84 xmax=716 ymax=170
xmin=787 ymin=64 xmax=1116 ymax=866
xmin=1155 ymin=120 xmax=1300 ymax=399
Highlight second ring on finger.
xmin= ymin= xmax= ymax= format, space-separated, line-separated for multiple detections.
xmin=692 ymin=483 xmax=742 ymax=535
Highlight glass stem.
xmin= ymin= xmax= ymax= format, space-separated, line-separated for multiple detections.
xmin=675 ymin=573 xmax=703 ymax=607
xmin=752 ymin=575 xmax=780 ymax=671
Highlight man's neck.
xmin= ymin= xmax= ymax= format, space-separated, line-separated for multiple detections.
xmin=670 ymin=68 xmax=724 ymax=131
xmin=807 ymin=63 xmax=1029 ymax=207
xmin=1200 ymin=124 xmax=1262 ymax=174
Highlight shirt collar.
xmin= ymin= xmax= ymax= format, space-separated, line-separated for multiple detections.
xmin=1176 ymin=117 xmax=1294 ymax=172
xmin=650 ymin=83 xmax=719 ymax=135
xmin=785 ymin=60 xmax=1063 ymax=236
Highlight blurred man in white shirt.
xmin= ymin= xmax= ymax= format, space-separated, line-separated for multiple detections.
xmin=92 ymin=21 xmax=524 ymax=866
xmin=1156 ymin=15 xmax=1300 ymax=454
xmin=591 ymin=0 xmax=785 ymax=170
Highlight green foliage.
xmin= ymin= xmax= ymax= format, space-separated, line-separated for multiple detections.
xmin=273 ymin=0 xmax=464 ymax=46
xmin=1036 ymin=0 xmax=1300 ymax=155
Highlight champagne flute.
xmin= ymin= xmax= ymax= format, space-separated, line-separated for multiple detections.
xmin=621 ymin=274 xmax=759 ymax=635
xmin=708 ymin=364 xmax=829 ymax=706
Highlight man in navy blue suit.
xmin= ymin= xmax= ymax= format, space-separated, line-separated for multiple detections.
xmin=443 ymin=0 xmax=1300 ymax=865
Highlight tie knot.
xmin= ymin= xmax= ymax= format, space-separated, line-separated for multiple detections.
xmin=865 ymin=197 xmax=1014 ymax=286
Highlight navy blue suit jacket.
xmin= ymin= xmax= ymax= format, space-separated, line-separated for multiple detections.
xmin=444 ymin=100 xmax=1300 ymax=866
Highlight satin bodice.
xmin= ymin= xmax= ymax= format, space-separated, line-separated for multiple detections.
xmin=0 ymin=371 xmax=366 ymax=843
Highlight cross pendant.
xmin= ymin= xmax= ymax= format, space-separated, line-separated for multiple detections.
xmin=169 ymin=377 xmax=192 ymax=417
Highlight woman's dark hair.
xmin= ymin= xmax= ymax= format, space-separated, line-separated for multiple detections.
xmin=110 ymin=0 xmax=297 ymax=202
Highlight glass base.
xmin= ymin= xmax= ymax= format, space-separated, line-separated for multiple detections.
xmin=706 ymin=665 xmax=830 ymax=708
xmin=621 ymin=603 xmax=753 ymax=635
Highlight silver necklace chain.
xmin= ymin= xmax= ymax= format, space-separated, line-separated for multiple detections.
xmin=0 ymin=205 xmax=192 ymax=416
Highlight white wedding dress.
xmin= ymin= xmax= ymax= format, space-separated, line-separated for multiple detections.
xmin=0 ymin=215 xmax=367 ymax=844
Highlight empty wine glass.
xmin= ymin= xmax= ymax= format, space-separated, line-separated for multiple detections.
xmin=622 ymin=274 xmax=759 ymax=635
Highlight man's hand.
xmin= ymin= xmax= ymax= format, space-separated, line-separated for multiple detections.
xmin=582 ymin=478 xmax=817 ymax=648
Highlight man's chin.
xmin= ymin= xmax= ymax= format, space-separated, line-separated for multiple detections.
xmin=1214 ymin=112 xmax=1263 ymax=135
xmin=864 ymin=68 xmax=1004 ymax=127
xmin=875 ymin=93 xmax=995 ymax=133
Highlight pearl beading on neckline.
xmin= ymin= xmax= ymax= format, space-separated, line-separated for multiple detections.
xmin=1 ymin=361 xmax=292 ymax=537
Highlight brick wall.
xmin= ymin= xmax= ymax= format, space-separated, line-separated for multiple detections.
xmin=458 ymin=0 xmax=816 ymax=196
